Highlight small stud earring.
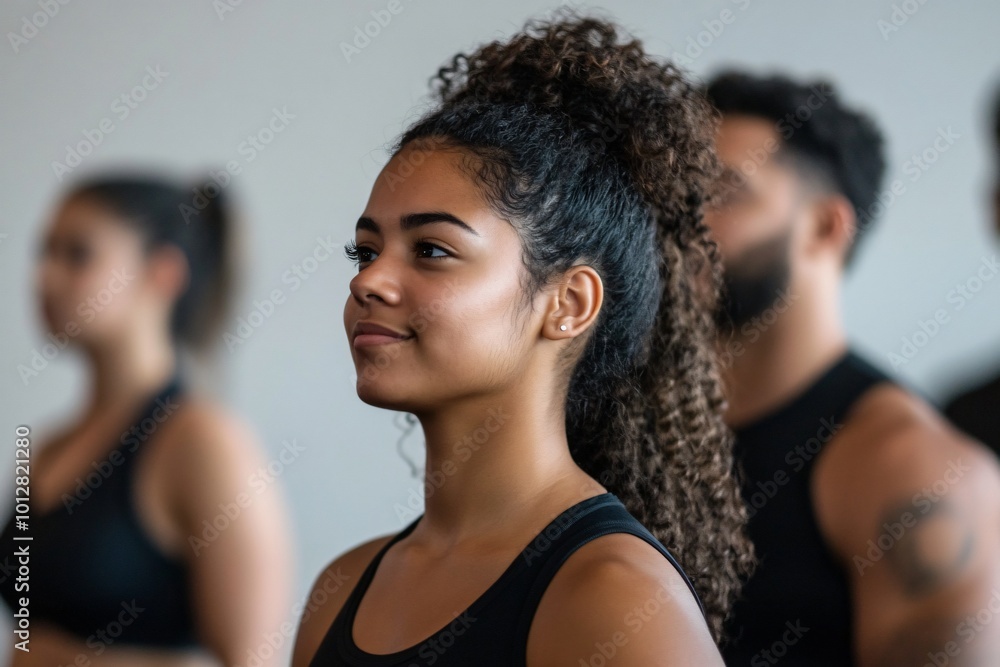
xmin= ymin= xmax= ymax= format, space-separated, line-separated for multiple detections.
xmin=559 ymin=324 xmax=568 ymax=331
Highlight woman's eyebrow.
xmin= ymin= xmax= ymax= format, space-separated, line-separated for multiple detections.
xmin=355 ymin=211 xmax=480 ymax=236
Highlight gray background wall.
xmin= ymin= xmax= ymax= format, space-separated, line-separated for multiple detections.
xmin=1 ymin=0 xmax=998 ymax=663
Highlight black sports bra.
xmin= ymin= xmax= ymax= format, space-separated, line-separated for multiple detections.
xmin=0 ymin=370 xmax=200 ymax=648
xmin=308 ymin=491 xmax=705 ymax=666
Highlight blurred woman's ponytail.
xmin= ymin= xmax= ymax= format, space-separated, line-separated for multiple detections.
xmin=174 ymin=175 xmax=236 ymax=350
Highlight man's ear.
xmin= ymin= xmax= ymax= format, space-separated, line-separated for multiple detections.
xmin=145 ymin=244 xmax=190 ymax=302
xmin=812 ymin=193 xmax=856 ymax=263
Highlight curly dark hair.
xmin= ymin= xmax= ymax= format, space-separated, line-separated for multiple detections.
xmin=385 ymin=7 xmax=754 ymax=643
xmin=704 ymin=70 xmax=887 ymax=266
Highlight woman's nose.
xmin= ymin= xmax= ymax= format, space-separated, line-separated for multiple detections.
xmin=348 ymin=252 xmax=403 ymax=306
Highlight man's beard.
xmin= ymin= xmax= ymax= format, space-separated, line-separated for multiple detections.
xmin=715 ymin=228 xmax=792 ymax=333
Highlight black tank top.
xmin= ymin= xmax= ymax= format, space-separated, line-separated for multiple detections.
xmin=0 ymin=370 xmax=200 ymax=647
xmin=308 ymin=491 xmax=705 ymax=666
xmin=721 ymin=347 xmax=893 ymax=666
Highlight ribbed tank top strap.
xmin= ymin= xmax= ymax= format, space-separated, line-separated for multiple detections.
xmin=334 ymin=516 xmax=421 ymax=637
xmin=733 ymin=346 xmax=893 ymax=445
xmin=511 ymin=495 xmax=704 ymax=650
xmin=820 ymin=348 xmax=894 ymax=417
xmin=115 ymin=369 xmax=185 ymax=468
xmin=109 ymin=369 xmax=186 ymax=514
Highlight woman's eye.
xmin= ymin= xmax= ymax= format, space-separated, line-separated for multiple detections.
xmin=343 ymin=240 xmax=451 ymax=268
xmin=343 ymin=240 xmax=376 ymax=266
xmin=415 ymin=242 xmax=450 ymax=260
xmin=66 ymin=243 xmax=92 ymax=267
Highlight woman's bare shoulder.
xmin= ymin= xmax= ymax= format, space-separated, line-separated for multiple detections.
xmin=526 ymin=532 xmax=721 ymax=666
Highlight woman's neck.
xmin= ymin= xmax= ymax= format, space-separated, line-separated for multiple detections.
xmin=83 ymin=329 xmax=177 ymax=417
xmin=412 ymin=394 xmax=601 ymax=549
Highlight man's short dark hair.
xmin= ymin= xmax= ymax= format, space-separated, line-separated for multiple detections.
xmin=704 ymin=70 xmax=887 ymax=266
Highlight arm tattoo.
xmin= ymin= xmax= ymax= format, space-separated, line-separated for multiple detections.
xmin=880 ymin=498 xmax=975 ymax=597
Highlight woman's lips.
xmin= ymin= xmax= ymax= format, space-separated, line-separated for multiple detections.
xmin=353 ymin=333 xmax=413 ymax=349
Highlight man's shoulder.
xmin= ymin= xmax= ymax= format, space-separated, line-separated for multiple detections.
xmin=818 ymin=381 xmax=995 ymax=481
xmin=812 ymin=380 xmax=1000 ymax=562
xmin=944 ymin=369 xmax=1000 ymax=423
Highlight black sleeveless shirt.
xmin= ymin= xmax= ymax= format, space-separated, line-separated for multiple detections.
xmin=0 ymin=370 xmax=200 ymax=647
xmin=721 ymin=347 xmax=893 ymax=666
xmin=308 ymin=492 xmax=705 ymax=666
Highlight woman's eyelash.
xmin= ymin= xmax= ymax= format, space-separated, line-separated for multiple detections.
xmin=343 ymin=239 xmax=363 ymax=264
xmin=343 ymin=240 xmax=450 ymax=266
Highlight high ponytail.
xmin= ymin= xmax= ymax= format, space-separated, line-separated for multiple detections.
xmin=66 ymin=170 xmax=237 ymax=353
xmin=175 ymin=176 xmax=236 ymax=350
xmin=392 ymin=7 xmax=754 ymax=642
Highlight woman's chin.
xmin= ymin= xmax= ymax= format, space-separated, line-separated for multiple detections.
xmin=354 ymin=381 xmax=411 ymax=411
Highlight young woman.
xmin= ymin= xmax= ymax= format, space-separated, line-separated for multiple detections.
xmin=0 ymin=172 xmax=293 ymax=666
xmin=293 ymin=10 xmax=753 ymax=666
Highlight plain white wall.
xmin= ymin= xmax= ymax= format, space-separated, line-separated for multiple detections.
xmin=1 ymin=0 xmax=998 ymax=662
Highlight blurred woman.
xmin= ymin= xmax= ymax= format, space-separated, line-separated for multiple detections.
xmin=293 ymin=9 xmax=753 ymax=666
xmin=1 ymin=171 xmax=293 ymax=666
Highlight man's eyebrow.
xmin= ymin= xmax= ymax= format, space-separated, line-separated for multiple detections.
xmin=355 ymin=212 xmax=480 ymax=236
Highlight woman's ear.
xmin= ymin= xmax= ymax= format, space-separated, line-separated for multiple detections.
xmin=145 ymin=244 xmax=190 ymax=303
xmin=545 ymin=263 xmax=603 ymax=339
